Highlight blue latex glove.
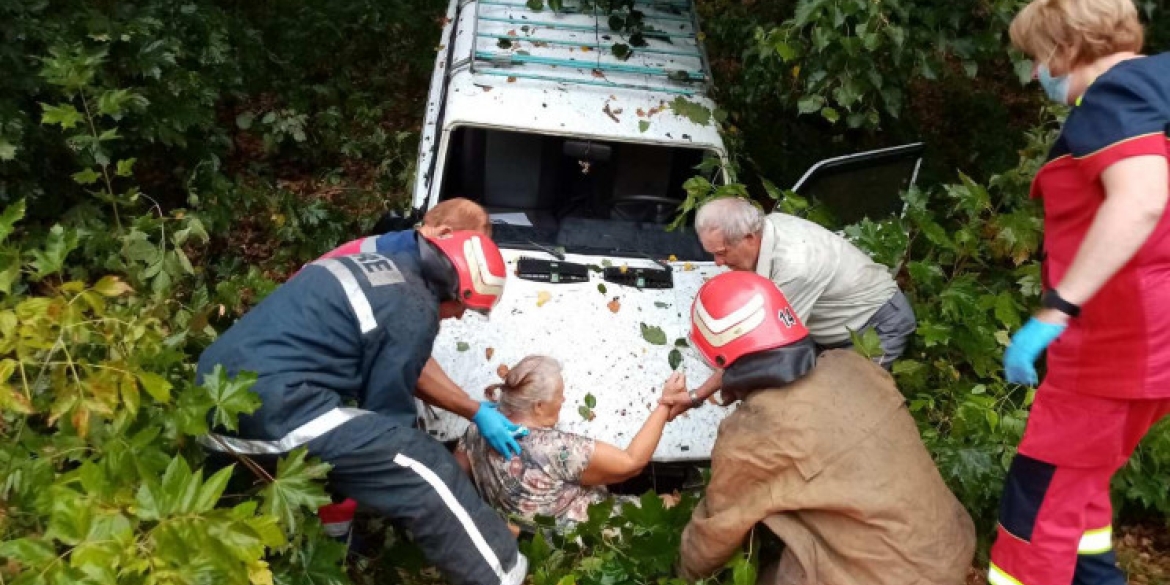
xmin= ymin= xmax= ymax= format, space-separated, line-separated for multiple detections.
xmin=473 ymin=402 xmax=525 ymax=459
xmin=1003 ymin=317 xmax=1068 ymax=386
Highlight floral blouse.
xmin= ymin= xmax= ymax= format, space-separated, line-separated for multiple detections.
xmin=458 ymin=426 xmax=611 ymax=527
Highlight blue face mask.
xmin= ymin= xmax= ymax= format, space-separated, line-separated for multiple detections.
xmin=1038 ymin=64 xmax=1071 ymax=104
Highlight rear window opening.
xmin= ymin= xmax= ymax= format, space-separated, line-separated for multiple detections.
xmin=437 ymin=126 xmax=719 ymax=261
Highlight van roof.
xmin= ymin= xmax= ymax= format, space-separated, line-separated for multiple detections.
xmin=438 ymin=0 xmax=725 ymax=151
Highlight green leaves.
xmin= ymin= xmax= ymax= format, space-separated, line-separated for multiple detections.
xmin=668 ymin=97 xmax=712 ymax=126
xmin=96 ymin=88 xmax=148 ymax=119
xmin=456 ymin=341 xmax=471 ymax=352
xmin=71 ymin=167 xmax=101 ymax=185
xmin=848 ymin=327 xmax=883 ymax=360
xmin=0 ymin=536 xmax=57 ymax=566
xmin=135 ymin=456 xmax=234 ymax=521
xmin=668 ymin=348 xmax=683 ymax=370
xmin=200 ymin=364 xmax=262 ymax=433
xmin=0 ymin=199 xmax=27 ymax=245
xmin=136 ymin=371 xmax=173 ymax=403
xmin=40 ymin=103 xmax=84 ymax=129
xmin=0 ymin=138 xmax=16 ymax=161
xmin=260 ymin=448 xmax=332 ymax=533
xmin=27 ymin=224 xmax=80 ymax=280
xmin=639 ymin=322 xmax=666 ymax=345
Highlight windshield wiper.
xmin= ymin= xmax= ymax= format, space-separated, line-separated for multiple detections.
xmin=526 ymin=240 xmax=566 ymax=261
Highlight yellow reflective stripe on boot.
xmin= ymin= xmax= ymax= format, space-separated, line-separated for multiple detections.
xmin=1078 ymin=526 xmax=1112 ymax=555
xmin=989 ymin=563 xmax=1026 ymax=585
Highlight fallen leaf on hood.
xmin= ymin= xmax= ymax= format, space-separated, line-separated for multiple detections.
xmin=607 ymin=297 xmax=621 ymax=313
xmin=683 ymin=262 xmax=694 ymax=271
xmin=640 ymin=322 xmax=667 ymax=345
xmin=486 ymin=347 xmax=495 ymax=360
xmin=536 ymin=290 xmax=552 ymax=307
xmin=668 ymin=254 xmax=678 ymax=262
xmin=602 ymin=102 xmax=620 ymax=123
xmin=619 ymin=264 xmax=629 ymax=274
xmin=497 ymin=364 xmax=510 ymax=379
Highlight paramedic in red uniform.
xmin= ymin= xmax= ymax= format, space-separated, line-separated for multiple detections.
xmin=993 ymin=1 xmax=1170 ymax=585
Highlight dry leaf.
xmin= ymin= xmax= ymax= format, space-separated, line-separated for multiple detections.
xmin=636 ymin=108 xmax=646 ymax=117
xmin=602 ymin=102 xmax=620 ymax=123
xmin=536 ymin=290 xmax=552 ymax=307
xmin=581 ymin=46 xmax=593 ymax=52
xmin=497 ymin=363 xmax=510 ymax=379
xmin=592 ymin=69 xmax=605 ymax=79
xmin=683 ymin=262 xmax=694 ymax=271
xmin=486 ymin=347 xmax=495 ymax=360
xmin=607 ymin=298 xmax=621 ymax=313
xmin=668 ymin=254 xmax=678 ymax=262
xmin=507 ymin=29 xmax=517 ymax=36
xmin=507 ymin=76 xmax=517 ymax=82
xmin=619 ymin=264 xmax=629 ymax=274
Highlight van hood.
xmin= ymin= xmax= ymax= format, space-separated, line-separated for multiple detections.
xmin=423 ymin=248 xmax=728 ymax=462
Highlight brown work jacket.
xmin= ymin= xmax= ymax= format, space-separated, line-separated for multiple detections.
xmin=679 ymin=350 xmax=975 ymax=585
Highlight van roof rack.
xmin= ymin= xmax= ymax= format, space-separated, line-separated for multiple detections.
xmin=468 ymin=0 xmax=713 ymax=96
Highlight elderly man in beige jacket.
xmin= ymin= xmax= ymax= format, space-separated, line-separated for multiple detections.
xmin=665 ymin=197 xmax=916 ymax=414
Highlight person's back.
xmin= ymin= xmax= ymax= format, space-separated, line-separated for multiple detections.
xmin=678 ymin=350 xmax=975 ymax=585
xmin=760 ymin=213 xmax=898 ymax=345
xmin=197 ymin=250 xmax=439 ymax=440
xmin=460 ymin=426 xmax=611 ymax=527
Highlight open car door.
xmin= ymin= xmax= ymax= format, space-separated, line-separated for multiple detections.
xmin=789 ymin=142 xmax=925 ymax=226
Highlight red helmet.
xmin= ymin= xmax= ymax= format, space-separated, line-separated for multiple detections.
xmin=690 ymin=271 xmax=809 ymax=368
xmin=424 ymin=231 xmax=508 ymax=313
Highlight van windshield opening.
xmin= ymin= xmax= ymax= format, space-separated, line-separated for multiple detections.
xmin=436 ymin=127 xmax=720 ymax=261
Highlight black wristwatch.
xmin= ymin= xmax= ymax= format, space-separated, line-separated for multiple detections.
xmin=1042 ymin=289 xmax=1081 ymax=318
xmin=687 ymin=389 xmax=704 ymax=408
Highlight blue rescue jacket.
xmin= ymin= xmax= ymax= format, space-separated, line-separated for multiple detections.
xmin=196 ymin=249 xmax=439 ymax=449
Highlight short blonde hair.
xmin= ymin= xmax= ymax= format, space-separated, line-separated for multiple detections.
xmin=423 ymin=198 xmax=492 ymax=237
xmin=1010 ymin=0 xmax=1144 ymax=72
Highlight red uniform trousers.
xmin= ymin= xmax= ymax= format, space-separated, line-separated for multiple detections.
xmin=989 ymin=385 xmax=1170 ymax=585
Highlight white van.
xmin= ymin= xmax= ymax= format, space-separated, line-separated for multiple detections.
xmin=413 ymin=0 xmax=924 ymax=463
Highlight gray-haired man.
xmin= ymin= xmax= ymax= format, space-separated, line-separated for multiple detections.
xmin=664 ymin=197 xmax=916 ymax=413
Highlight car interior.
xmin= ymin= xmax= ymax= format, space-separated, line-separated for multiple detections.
xmin=431 ymin=126 xmax=925 ymax=261
xmin=437 ymin=126 xmax=716 ymax=260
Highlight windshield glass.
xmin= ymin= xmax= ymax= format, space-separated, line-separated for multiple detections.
xmin=436 ymin=127 xmax=720 ymax=261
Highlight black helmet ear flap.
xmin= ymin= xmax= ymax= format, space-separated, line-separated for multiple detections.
xmin=720 ymin=337 xmax=818 ymax=401
xmin=417 ymin=233 xmax=459 ymax=302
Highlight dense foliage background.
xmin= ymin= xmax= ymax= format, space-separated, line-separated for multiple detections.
xmin=1 ymin=0 xmax=1169 ymax=583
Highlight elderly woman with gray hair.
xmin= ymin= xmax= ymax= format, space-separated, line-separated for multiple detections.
xmin=455 ymin=356 xmax=686 ymax=528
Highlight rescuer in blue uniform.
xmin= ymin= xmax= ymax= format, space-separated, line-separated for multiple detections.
xmin=196 ymin=230 xmax=526 ymax=585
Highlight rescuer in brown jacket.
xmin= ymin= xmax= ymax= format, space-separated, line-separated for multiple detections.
xmin=677 ymin=271 xmax=975 ymax=585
